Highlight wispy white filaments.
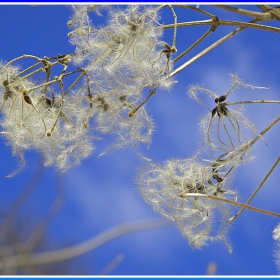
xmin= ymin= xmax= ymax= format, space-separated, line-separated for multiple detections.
xmin=0 ymin=5 xmax=176 ymax=174
xmin=188 ymin=75 xmax=267 ymax=158
xmin=0 ymin=64 xmax=94 ymax=173
xmin=138 ymin=158 xmax=237 ymax=251
xmin=68 ymin=5 xmax=175 ymax=151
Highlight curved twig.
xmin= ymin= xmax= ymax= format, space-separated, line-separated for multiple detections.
xmin=0 ymin=219 xmax=172 ymax=269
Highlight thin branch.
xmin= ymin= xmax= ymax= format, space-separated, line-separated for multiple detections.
xmin=4 ymin=54 xmax=43 ymax=67
xmin=218 ymin=19 xmax=280 ymax=33
xmin=224 ymin=100 xmax=280 ymax=106
xmin=19 ymin=171 xmax=65 ymax=254
xmin=168 ymin=5 xmax=177 ymax=50
xmin=257 ymin=5 xmax=280 ymax=21
xmin=173 ymin=27 xmax=213 ymax=63
xmin=161 ymin=19 xmax=280 ymax=34
xmin=0 ymin=219 xmax=172 ymax=269
xmin=128 ymin=88 xmax=156 ymax=117
xmin=212 ymin=5 xmax=275 ymax=20
xmin=219 ymin=115 xmax=280 ymax=165
xmin=161 ymin=19 xmax=214 ymax=29
xmin=180 ymin=193 xmax=280 ymax=219
xmin=0 ymin=158 xmax=45 ymax=245
xmin=13 ymin=67 xmax=45 ymax=87
xmin=64 ymin=71 xmax=85 ymax=96
xmin=98 ymin=253 xmax=125 ymax=275
xmin=169 ymin=18 xmax=260 ymax=77
xmin=180 ymin=5 xmax=220 ymax=19
xmin=16 ymin=62 xmax=43 ymax=78
xmin=258 ymin=115 xmax=280 ymax=138
xmin=228 ymin=156 xmax=280 ymax=222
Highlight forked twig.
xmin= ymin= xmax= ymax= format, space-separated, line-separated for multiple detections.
xmin=170 ymin=18 xmax=260 ymax=77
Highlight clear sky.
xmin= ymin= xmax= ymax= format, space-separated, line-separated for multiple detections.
xmin=0 ymin=4 xmax=280 ymax=275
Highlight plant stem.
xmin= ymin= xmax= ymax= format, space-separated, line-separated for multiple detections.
xmin=228 ymin=156 xmax=280 ymax=222
xmin=180 ymin=193 xmax=280 ymax=219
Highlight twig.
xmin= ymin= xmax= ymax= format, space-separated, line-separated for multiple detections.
xmin=0 ymin=219 xmax=172 ymax=269
xmin=0 ymin=159 xmax=45 ymax=245
xmin=19 ymin=171 xmax=65 ymax=254
xmin=224 ymin=100 xmax=280 ymax=106
xmin=228 ymin=156 xmax=280 ymax=222
xmin=212 ymin=5 xmax=275 ymax=20
xmin=180 ymin=193 xmax=280 ymax=219
xmin=169 ymin=19 xmax=259 ymax=77
xmin=161 ymin=19 xmax=280 ymax=34
xmin=173 ymin=27 xmax=213 ymax=63
xmin=98 ymin=253 xmax=125 ymax=275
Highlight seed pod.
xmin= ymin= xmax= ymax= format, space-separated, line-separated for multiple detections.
xmin=211 ymin=107 xmax=217 ymax=117
xmin=45 ymin=97 xmax=52 ymax=107
xmin=3 ymin=79 xmax=9 ymax=87
xmin=218 ymin=95 xmax=227 ymax=102
xmin=24 ymin=95 xmax=33 ymax=105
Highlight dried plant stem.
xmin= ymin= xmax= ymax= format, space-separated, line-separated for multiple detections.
xmin=180 ymin=5 xmax=220 ymax=19
xmin=16 ymin=62 xmax=43 ymax=78
xmin=162 ymin=19 xmax=280 ymax=34
xmin=64 ymin=71 xmax=85 ymax=96
xmin=99 ymin=253 xmax=125 ymax=275
xmin=169 ymin=19 xmax=259 ymax=77
xmin=0 ymin=159 xmax=45 ymax=245
xmin=26 ymin=73 xmax=68 ymax=94
xmin=84 ymin=71 xmax=93 ymax=128
xmin=162 ymin=19 xmax=214 ymax=29
xmin=46 ymin=80 xmax=64 ymax=137
xmin=19 ymin=172 xmax=65 ymax=254
xmin=14 ymin=67 xmax=45 ymax=86
xmin=221 ymin=115 xmax=280 ymax=165
xmin=128 ymin=88 xmax=156 ymax=117
xmin=258 ymin=115 xmax=280 ymax=138
xmin=168 ymin=5 xmax=177 ymax=49
xmin=0 ymin=219 xmax=172 ymax=269
xmin=224 ymin=100 xmax=280 ymax=106
xmin=213 ymin=5 xmax=278 ymax=21
xmin=180 ymin=193 xmax=280 ymax=219
xmin=258 ymin=5 xmax=280 ymax=18
xmin=4 ymin=54 xmax=42 ymax=67
xmin=173 ymin=27 xmax=213 ymax=63
xmin=228 ymin=156 xmax=280 ymax=223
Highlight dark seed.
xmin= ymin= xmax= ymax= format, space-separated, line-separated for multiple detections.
xmin=212 ymin=107 xmax=217 ymax=117
xmin=24 ymin=95 xmax=33 ymax=105
xmin=219 ymin=95 xmax=227 ymax=102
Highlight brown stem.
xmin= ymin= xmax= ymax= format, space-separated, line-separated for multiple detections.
xmin=128 ymin=88 xmax=156 ymax=118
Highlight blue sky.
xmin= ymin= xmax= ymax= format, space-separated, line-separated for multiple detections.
xmin=0 ymin=4 xmax=280 ymax=275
